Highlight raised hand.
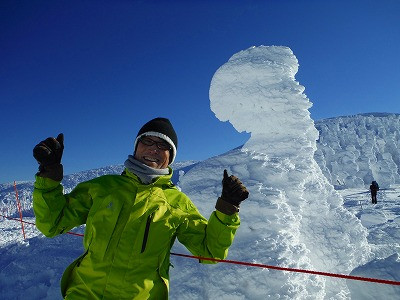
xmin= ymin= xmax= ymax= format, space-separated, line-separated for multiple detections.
xmin=216 ymin=169 xmax=249 ymax=215
xmin=33 ymin=133 xmax=64 ymax=181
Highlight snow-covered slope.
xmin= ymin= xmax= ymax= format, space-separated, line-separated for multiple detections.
xmin=315 ymin=113 xmax=400 ymax=189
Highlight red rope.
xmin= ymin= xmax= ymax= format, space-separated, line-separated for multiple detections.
xmin=0 ymin=215 xmax=84 ymax=237
xmin=1 ymin=214 xmax=399 ymax=286
xmin=170 ymin=252 xmax=400 ymax=286
xmin=13 ymin=182 xmax=26 ymax=240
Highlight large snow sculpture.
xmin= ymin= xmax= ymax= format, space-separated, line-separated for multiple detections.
xmin=171 ymin=46 xmax=371 ymax=299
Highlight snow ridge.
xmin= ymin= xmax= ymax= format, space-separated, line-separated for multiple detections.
xmin=315 ymin=113 xmax=400 ymax=188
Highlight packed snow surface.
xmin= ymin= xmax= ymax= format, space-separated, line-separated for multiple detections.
xmin=1 ymin=46 xmax=399 ymax=299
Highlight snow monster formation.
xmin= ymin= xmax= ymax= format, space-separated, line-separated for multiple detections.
xmin=314 ymin=113 xmax=400 ymax=189
xmin=170 ymin=46 xmax=371 ymax=299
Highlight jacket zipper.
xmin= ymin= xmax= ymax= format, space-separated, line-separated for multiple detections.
xmin=141 ymin=211 xmax=155 ymax=253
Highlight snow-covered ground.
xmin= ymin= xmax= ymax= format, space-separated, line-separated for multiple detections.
xmin=1 ymin=46 xmax=399 ymax=299
xmin=1 ymin=177 xmax=399 ymax=299
xmin=340 ymin=186 xmax=400 ymax=299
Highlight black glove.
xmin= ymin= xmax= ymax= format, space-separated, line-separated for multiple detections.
xmin=33 ymin=133 xmax=64 ymax=181
xmin=215 ymin=169 xmax=249 ymax=215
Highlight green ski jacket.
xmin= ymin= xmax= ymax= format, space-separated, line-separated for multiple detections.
xmin=33 ymin=168 xmax=240 ymax=299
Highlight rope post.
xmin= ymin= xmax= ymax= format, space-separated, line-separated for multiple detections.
xmin=13 ymin=181 xmax=26 ymax=240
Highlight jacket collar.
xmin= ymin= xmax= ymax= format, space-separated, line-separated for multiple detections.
xmin=122 ymin=167 xmax=173 ymax=186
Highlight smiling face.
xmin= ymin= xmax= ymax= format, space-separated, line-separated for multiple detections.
xmin=134 ymin=136 xmax=171 ymax=169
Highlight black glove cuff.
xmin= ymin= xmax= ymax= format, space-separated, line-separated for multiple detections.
xmin=215 ymin=197 xmax=239 ymax=215
xmin=37 ymin=163 xmax=63 ymax=182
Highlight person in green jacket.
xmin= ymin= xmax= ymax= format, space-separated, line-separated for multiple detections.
xmin=33 ymin=117 xmax=249 ymax=300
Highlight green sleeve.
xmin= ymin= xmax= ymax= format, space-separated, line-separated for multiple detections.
xmin=33 ymin=176 xmax=93 ymax=237
xmin=176 ymin=203 xmax=240 ymax=263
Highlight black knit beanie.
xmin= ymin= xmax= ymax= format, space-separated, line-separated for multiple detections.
xmin=134 ymin=117 xmax=178 ymax=164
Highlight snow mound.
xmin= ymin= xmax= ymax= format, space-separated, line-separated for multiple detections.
xmin=170 ymin=45 xmax=371 ymax=299
xmin=347 ymin=254 xmax=400 ymax=299
xmin=360 ymin=210 xmax=388 ymax=227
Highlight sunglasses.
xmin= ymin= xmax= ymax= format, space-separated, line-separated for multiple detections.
xmin=139 ymin=137 xmax=171 ymax=151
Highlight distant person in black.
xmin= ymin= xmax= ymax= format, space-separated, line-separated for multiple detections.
xmin=370 ymin=181 xmax=379 ymax=204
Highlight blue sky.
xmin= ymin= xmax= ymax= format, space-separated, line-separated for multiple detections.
xmin=1 ymin=0 xmax=399 ymax=184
